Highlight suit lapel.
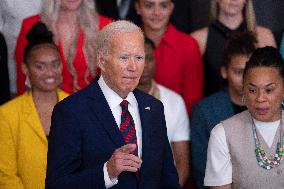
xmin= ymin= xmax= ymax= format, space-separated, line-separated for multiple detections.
xmin=23 ymin=92 xmax=48 ymax=144
xmin=86 ymin=81 xmax=125 ymax=147
xmin=136 ymin=93 xmax=152 ymax=159
xmin=134 ymin=90 xmax=153 ymax=182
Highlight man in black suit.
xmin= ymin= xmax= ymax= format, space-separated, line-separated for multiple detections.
xmin=45 ymin=20 xmax=181 ymax=189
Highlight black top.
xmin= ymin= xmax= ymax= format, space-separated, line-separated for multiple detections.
xmin=0 ymin=32 xmax=10 ymax=105
xmin=203 ymin=20 xmax=247 ymax=97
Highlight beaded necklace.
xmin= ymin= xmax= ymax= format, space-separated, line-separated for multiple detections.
xmin=252 ymin=116 xmax=284 ymax=170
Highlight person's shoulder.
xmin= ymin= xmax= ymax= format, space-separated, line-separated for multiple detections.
xmin=58 ymin=87 xmax=86 ymax=104
xmin=190 ymin=27 xmax=208 ymax=39
xmin=22 ymin=14 xmax=41 ymax=25
xmin=56 ymin=80 xmax=103 ymax=111
xmin=55 ymin=83 xmax=95 ymax=111
xmin=20 ymin=15 xmax=41 ymax=33
xmin=221 ymin=110 xmax=249 ymax=127
xmin=190 ymin=27 xmax=208 ymax=55
xmin=158 ymin=84 xmax=183 ymax=103
xmin=98 ymin=15 xmax=113 ymax=29
xmin=194 ymin=91 xmax=229 ymax=110
xmin=0 ymin=92 xmax=29 ymax=116
xmin=57 ymin=89 xmax=70 ymax=101
xmin=134 ymin=88 xmax=163 ymax=107
xmin=256 ymin=25 xmax=273 ymax=34
xmin=255 ymin=25 xmax=276 ymax=47
xmin=170 ymin=25 xmax=198 ymax=43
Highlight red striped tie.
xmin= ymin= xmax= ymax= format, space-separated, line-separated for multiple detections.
xmin=120 ymin=100 xmax=138 ymax=155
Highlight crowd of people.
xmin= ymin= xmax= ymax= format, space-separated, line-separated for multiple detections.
xmin=0 ymin=0 xmax=284 ymax=189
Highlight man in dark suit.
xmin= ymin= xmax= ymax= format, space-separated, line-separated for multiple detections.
xmin=45 ymin=20 xmax=180 ymax=189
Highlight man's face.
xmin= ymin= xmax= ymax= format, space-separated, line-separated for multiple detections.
xmin=135 ymin=0 xmax=174 ymax=31
xmin=100 ymin=31 xmax=145 ymax=98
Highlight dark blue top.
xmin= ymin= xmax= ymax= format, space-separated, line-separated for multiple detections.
xmin=191 ymin=90 xmax=241 ymax=188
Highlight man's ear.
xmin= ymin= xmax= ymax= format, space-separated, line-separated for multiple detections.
xmin=220 ymin=66 xmax=227 ymax=79
xmin=97 ymin=51 xmax=106 ymax=72
xmin=22 ymin=63 xmax=28 ymax=76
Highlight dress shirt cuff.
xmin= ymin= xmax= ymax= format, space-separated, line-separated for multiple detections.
xmin=103 ymin=163 xmax=118 ymax=188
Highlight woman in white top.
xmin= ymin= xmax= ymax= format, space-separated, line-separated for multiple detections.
xmin=205 ymin=46 xmax=284 ymax=188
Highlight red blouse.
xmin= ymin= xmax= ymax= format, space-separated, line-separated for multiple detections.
xmin=15 ymin=15 xmax=112 ymax=94
xmin=154 ymin=24 xmax=204 ymax=114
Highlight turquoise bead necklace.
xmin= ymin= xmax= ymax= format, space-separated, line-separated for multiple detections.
xmin=252 ymin=116 xmax=284 ymax=170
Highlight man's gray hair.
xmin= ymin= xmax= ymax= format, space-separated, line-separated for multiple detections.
xmin=95 ymin=20 xmax=144 ymax=55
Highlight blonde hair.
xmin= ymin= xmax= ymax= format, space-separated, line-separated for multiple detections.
xmin=40 ymin=0 xmax=99 ymax=90
xmin=210 ymin=0 xmax=256 ymax=32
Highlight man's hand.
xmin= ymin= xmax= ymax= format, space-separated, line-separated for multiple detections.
xmin=107 ymin=144 xmax=142 ymax=179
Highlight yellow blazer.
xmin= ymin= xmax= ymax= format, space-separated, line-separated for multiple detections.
xmin=0 ymin=90 xmax=68 ymax=189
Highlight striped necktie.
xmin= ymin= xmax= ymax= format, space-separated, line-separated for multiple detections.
xmin=120 ymin=100 xmax=138 ymax=155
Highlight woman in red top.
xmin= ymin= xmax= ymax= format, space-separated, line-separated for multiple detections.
xmin=135 ymin=0 xmax=204 ymax=114
xmin=15 ymin=0 xmax=112 ymax=94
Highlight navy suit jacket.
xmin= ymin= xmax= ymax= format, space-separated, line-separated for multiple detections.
xmin=45 ymin=80 xmax=180 ymax=189
xmin=191 ymin=90 xmax=235 ymax=189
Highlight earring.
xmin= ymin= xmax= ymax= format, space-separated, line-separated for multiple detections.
xmin=25 ymin=77 xmax=31 ymax=89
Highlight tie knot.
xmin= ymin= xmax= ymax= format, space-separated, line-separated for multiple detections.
xmin=120 ymin=100 xmax=129 ymax=110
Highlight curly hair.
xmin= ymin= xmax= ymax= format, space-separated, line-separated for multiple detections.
xmin=40 ymin=0 xmax=99 ymax=90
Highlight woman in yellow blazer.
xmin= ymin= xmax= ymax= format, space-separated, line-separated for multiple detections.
xmin=0 ymin=23 xmax=68 ymax=189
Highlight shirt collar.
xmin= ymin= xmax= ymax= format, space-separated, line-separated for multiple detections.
xmin=98 ymin=76 xmax=137 ymax=109
xmin=158 ymin=24 xmax=178 ymax=48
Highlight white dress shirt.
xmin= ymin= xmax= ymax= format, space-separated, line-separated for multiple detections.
xmin=98 ymin=76 xmax=142 ymax=188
